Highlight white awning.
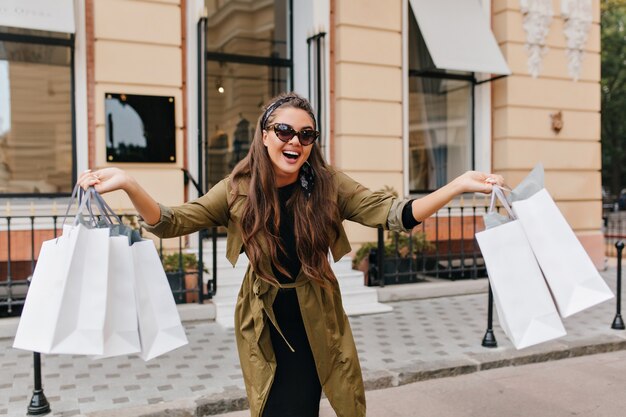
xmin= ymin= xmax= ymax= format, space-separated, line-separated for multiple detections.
xmin=409 ymin=0 xmax=510 ymax=75
xmin=0 ymin=0 xmax=75 ymax=34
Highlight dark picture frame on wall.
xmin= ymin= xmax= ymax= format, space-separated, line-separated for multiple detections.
xmin=105 ymin=93 xmax=176 ymax=163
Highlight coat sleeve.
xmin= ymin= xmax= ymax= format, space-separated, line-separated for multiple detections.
xmin=334 ymin=170 xmax=412 ymax=232
xmin=141 ymin=178 xmax=230 ymax=238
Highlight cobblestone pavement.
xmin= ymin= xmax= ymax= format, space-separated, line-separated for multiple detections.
xmin=1 ymin=268 xmax=625 ymax=417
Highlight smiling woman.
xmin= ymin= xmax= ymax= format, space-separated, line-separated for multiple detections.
xmin=78 ymin=92 xmax=503 ymax=417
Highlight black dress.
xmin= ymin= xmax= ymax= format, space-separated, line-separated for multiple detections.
xmin=261 ymin=183 xmax=419 ymax=417
xmin=262 ymin=182 xmax=322 ymax=417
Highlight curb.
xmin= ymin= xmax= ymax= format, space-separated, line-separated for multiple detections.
xmin=84 ymin=336 xmax=626 ymax=417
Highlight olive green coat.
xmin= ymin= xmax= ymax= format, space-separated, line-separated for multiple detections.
xmin=143 ymin=170 xmax=411 ymax=417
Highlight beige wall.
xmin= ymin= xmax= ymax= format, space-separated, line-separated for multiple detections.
xmin=92 ymin=0 xmax=184 ymax=211
xmin=492 ymin=0 xmax=604 ymax=266
xmin=334 ymin=0 xmax=404 ymax=246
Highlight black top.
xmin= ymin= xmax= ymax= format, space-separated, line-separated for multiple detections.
xmin=262 ymin=185 xmax=418 ymax=417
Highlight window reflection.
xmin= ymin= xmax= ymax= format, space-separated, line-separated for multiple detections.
xmin=407 ymin=6 xmax=473 ymax=193
xmin=0 ymin=41 xmax=72 ymax=194
xmin=408 ymin=78 xmax=472 ymax=191
xmin=205 ymin=62 xmax=289 ymax=189
xmin=203 ymin=0 xmax=290 ymax=190
xmin=205 ymin=0 xmax=288 ymax=59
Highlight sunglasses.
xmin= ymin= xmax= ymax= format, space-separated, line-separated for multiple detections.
xmin=267 ymin=123 xmax=320 ymax=146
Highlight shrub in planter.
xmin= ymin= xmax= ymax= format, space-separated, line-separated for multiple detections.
xmin=352 ymin=232 xmax=434 ymax=286
xmin=162 ymin=253 xmax=207 ymax=303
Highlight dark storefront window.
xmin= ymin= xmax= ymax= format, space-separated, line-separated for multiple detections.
xmin=201 ymin=0 xmax=291 ymax=191
xmin=408 ymin=7 xmax=473 ymax=193
xmin=0 ymin=27 xmax=74 ymax=195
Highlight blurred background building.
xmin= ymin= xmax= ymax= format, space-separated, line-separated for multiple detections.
xmin=0 ymin=0 xmax=603 ymax=270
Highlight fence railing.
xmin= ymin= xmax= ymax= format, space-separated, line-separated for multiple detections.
xmin=10 ymin=197 xmax=615 ymax=313
xmin=0 ymin=213 xmax=216 ymax=317
xmin=604 ymin=208 xmax=626 ymax=256
xmin=363 ymin=199 xmax=491 ymax=286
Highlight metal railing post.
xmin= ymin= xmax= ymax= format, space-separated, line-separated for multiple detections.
xmin=482 ymin=283 xmax=498 ymax=348
xmin=377 ymin=226 xmax=385 ymax=288
xmin=612 ymin=241 xmax=625 ymax=330
xmin=27 ymin=352 xmax=50 ymax=415
xmin=211 ymin=227 xmax=218 ymax=296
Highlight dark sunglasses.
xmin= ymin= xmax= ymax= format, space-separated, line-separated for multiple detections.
xmin=267 ymin=123 xmax=320 ymax=146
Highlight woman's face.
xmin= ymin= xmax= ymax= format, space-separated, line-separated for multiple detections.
xmin=262 ymin=107 xmax=315 ymax=187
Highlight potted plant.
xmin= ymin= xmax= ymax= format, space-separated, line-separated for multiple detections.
xmin=352 ymin=231 xmax=434 ymax=286
xmin=162 ymin=252 xmax=207 ymax=303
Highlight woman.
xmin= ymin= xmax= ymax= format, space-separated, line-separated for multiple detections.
xmin=79 ymin=92 xmax=503 ymax=417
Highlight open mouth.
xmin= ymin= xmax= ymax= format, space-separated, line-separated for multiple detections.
xmin=283 ymin=151 xmax=300 ymax=160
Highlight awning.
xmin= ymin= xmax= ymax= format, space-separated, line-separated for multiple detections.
xmin=0 ymin=0 xmax=75 ymax=34
xmin=409 ymin=0 xmax=510 ymax=75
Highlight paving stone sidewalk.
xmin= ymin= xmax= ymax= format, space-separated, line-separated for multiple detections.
xmin=1 ymin=267 xmax=625 ymax=417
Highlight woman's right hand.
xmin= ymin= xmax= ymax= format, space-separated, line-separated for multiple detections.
xmin=78 ymin=167 xmax=161 ymax=224
xmin=77 ymin=167 xmax=130 ymax=194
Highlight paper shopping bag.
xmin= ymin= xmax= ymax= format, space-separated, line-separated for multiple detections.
xmin=475 ymin=188 xmax=566 ymax=349
xmin=96 ymin=235 xmax=141 ymax=358
xmin=513 ymin=188 xmax=613 ymax=317
xmin=132 ymin=239 xmax=188 ymax=360
xmin=13 ymin=236 xmax=70 ymax=353
xmin=13 ymin=224 xmax=110 ymax=354
xmin=50 ymin=224 xmax=110 ymax=354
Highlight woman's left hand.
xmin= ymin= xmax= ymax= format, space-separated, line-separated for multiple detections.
xmin=452 ymin=171 xmax=505 ymax=194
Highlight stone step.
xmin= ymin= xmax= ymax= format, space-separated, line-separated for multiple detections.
xmin=332 ymin=256 xmax=357 ymax=273
xmin=213 ymin=265 xmax=365 ymax=298
xmin=188 ymin=242 xmax=394 ymax=328
xmin=213 ymin=282 xmax=242 ymax=299
xmin=214 ymin=285 xmax=389 ymax=329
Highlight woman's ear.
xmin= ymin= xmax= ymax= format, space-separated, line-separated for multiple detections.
xmin=262 ymin=130 xmax=268 ymax=147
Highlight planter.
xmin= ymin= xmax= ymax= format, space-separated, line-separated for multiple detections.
xmin=166 ymin=271 xmax=185 ymax=304
xmin=184 ymin=271 xmax=200 ymax=303
xmin=167 ymin=271 xmax=201 ymax=304
xmin=358 ymin=250 xmax=434 ymax=286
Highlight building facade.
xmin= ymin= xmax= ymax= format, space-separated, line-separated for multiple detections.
xmin=0 ymin=0 xmax=603 ymax=268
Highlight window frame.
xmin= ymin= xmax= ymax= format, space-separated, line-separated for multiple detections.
xmin=402 ymin=0 xmax=476 ymax=197
xmin=198 ymin=0 xmax=294 ymax=193
xmin=0 ymin=30 xmax=77 ymax=198
xmin=406 ymin=51 xmax=476 ymax=195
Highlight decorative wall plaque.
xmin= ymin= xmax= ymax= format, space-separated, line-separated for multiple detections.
xmin=105 ymin=93 xmax=176 ymax=163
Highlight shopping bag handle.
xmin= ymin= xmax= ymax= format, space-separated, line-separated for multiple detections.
xmin=61 ymin=185 xmax=122 ymax=229
xmin=85 ymin=187 xmax=122 ymax=225
xmin=61 ymin=183 xmax=84 ymax=229
xmin=489 ymin=185 xmax=516 ymax=220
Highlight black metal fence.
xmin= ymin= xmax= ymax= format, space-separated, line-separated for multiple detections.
xmin=363 ymin=199 xmax=491 ymax=286
xmin=0 ymin=212 xmax=216 ymax=317
xmin=603 ymin=207 xmax=626 ymax=256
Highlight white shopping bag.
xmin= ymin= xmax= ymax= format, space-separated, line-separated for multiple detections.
xmin=133 ymin=239 xmax=188 ymax=360
xmin=476 ymin=188 xmax=566 ymax=349
xmin=96 ymin=235 xmax=141 ymax=358
xmin=50 ymin=224 xmax=110 ymax=354
xmin=13 ymin=236 xmax=70 ymax=353
xmin=14 ymin=224 xmax=110 ymax=354
xmin=513 ymin=187 xmax=613 ymax=317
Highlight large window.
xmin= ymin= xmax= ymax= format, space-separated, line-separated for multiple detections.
xmin=202 ymin=0 xmax=291 ymax=191
xmin=0 ymin=27 xmax=74 ymax=195
xmin=408 ymin=7 xmax=473 ymax=193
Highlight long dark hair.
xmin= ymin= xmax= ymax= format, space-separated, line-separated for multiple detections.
xmin=230 ymin=92 xmax=342 ymax=287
